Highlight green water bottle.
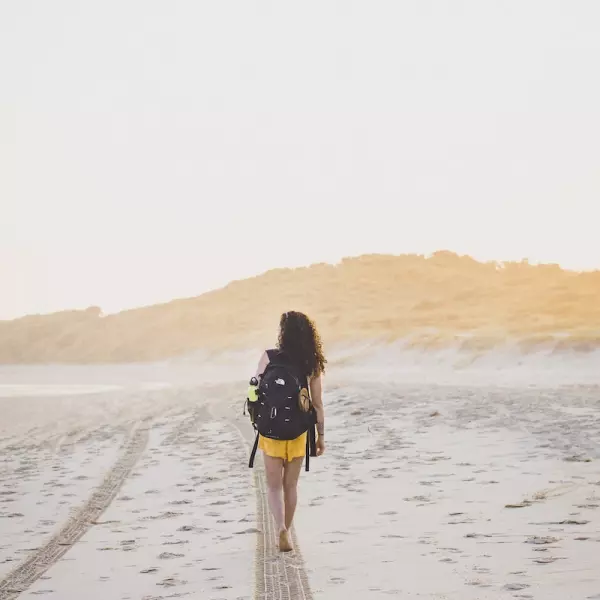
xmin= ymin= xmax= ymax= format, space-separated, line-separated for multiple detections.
xmin=244 ymin=377 xmax=259 ymax=422
xmin=247 ymin=376 xmax=259 ymax=403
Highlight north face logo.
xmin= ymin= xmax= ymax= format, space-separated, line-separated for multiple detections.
xmin=275 ymin=378 xmax=285 ymax=385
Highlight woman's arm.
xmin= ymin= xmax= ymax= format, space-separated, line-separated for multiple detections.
xmin=255 ymin=351 xmax=269 ymax=380
xmin=309 ymin=373 xmax=325 ymax=438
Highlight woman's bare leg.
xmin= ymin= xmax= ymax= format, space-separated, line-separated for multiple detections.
xmin=263 ymin=454 xmax=285 ymax=532
xmin=283 ymin=457 xmax=304 ymax=530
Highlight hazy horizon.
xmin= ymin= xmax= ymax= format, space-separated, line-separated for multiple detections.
xmin=3 ymin=1 xmax=600 ymax=320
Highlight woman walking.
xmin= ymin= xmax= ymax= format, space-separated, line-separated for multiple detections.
xmin=252 ymin=311 xmax=326 ymax=552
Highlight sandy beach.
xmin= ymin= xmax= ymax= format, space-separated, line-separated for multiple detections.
xmin=1 ymin=356 xmax=599 ymax=600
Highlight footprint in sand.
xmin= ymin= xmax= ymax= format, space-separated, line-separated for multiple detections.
xmin=234 ymin=528 xmax=259 ymax=535
xmin=564 ymin=455 xmax=592 ymax=463
xmin=548 ymin=519 xmax=589 ymax=525
xmin=157 ymin=576 xmax=187 ymax=587
xmin=404 ymin=495 xmax=431 ymax=503
xmin=448 ymin=516 xmax=474 ymax=525
xmin=473 ymin=566 xmax=491 ymax=574
xmin=525 ymin=536 xmax=560 ymax=545
xmin=505 ymin=501 xmax=532 ymax=509
xmin=178 ymin=525 xmax=208 ymax=533
xmin=440 ymin=547 xmax=462 ymax=554
xmin=465 ymin=579 xmax=492 ymax=588
xmin=144 ymin=511 xmax=183 ymax=520
xmin=533 ymin=556 xmax=564 ymax=564
xmin=158 ymin=552 xmax=184 ymax=559
xmin=120 ymin=540 xmax=136 ymax=552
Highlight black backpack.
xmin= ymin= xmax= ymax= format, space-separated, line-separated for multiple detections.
xmin=247 ymin=349 xmax=317 ymax=471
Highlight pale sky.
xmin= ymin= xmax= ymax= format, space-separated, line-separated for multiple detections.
xmin=2 ymin=1 xmax=600 ymax=320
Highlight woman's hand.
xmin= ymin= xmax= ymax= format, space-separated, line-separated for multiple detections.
xmin=316 ymin=436 xmax=325 ymax=456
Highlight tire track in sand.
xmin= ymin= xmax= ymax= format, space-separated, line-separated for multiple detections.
xmin=0 ymin=422 xmax=149 ymax=600
xmin=209 ymin=400 xmax=314 ymax=600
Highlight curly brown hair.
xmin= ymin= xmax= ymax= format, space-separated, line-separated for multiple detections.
xmin=277 ymin=311 xmax=327 ymax=378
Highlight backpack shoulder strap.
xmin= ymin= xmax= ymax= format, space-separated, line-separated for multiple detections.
xmin=265 ymin=348 xmax=289 ymax=367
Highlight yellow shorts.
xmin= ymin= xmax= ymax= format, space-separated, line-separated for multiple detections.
xmin=258 ymin=432 xmax=307 ymax=462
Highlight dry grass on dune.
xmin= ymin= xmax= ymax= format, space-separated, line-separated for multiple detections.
xmin=1 ymin=251 xmax=599 ymax=363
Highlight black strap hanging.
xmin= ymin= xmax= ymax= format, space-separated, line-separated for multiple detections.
xmin=248 ymin=432 xmax=260 ymax=468
xmin=305 ymin=433 xmax=310 ymax=472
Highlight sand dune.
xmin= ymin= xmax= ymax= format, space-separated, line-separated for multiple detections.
xmin=1 ymin=251 xmax=599 ymax=363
